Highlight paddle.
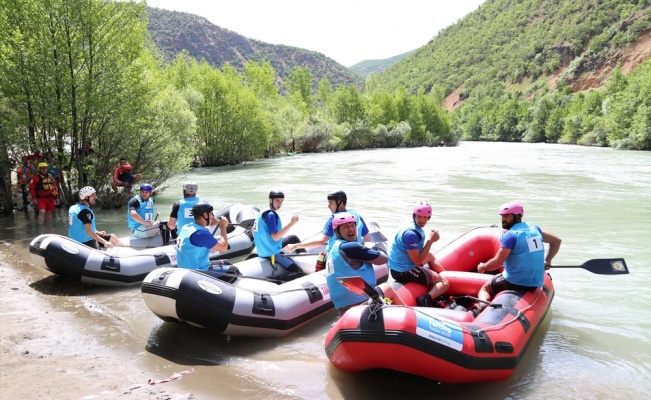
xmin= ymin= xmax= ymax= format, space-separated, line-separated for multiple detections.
xmin=283 ymin=229 xmax=388 ymax=257
xmin=452 ymin=295 xmax=502 ymax=308
xmin=551 ymin=258 xmax=629 ymax=275
xmin=200 ymin=270 xmax=284 ymax=283
xmin=119 ymin=219 xmax=256 ymax=249
xmin=368 ymin=231 xmax=387 ymax=243
xmin=336 ymin=276 xmax=383 ymax=303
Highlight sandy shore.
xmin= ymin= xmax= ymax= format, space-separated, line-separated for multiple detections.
xmin=0 ymin=247 xmax=194 ymax=400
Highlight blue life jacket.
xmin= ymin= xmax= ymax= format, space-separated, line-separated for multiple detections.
xmin=388 ymin=221 xmax=424 ymax=272
xmin=176 ymin=222 xmax=211 ymax=270
xmin=68 ymin=204 xmax=95 ymax=243
xmin=176 ymin=197 xmax=201 ymax=231
xmin=503 ymin=222 xmax=545 ymax=287
xmin=326 ymin=239 xmax=376 ymax=309
xmin=127 ymin=195 xmax=155 ymax=231
xmin=254 ymin=209 xmax=282 ymax=257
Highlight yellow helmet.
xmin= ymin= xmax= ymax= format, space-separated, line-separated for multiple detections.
xmin=38 ymin=162 xmax=48 ymax=169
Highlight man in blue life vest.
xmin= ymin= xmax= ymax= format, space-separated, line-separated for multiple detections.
xmin=127 ymin=183 xmax=161 ymax=238
xmin=477 ymin=201 xmax=562 ymax=303
xmin=326 ymin=212 xmax=388 ymax=316
xmin=68 ymin=186 xmax=123 ymax=249
xmin=283 ymin=190 xmax=371 ymax=255
xmin=167 ymin=181 xmax=201 ymax=241
xmin=388 ymin=201 xmax=450 ymax=307
xmin=176 ymin=201 xmax=240 ymax=283
xmin=253 ymin=190 xmax=303 ymax=282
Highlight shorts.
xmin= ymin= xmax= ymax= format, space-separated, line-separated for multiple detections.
xmin=35 ymin=197 xmax=56 ymax=212
xmin=483 ymin=273 xmax=538 ymax=296
xmin=390 ymin=266 xmax=438 ymax=286
xmin=207 ymin=260 xmax=241 ymax=283
xmin=82 ymin=234 xmax=113 ymax=250
xmin=121 ymin=175 xmax=136 ymax=184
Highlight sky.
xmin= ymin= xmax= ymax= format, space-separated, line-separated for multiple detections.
xmin=147 ymin=0 xmax=487 ymax=67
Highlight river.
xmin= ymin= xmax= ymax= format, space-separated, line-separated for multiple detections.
xmin=2 ymin=142 xmax=650 ymax=399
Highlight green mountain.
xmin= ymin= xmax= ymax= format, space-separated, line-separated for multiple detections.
xmin=146 ymin=7 xmax=363 ymax=88
xmin=349 ymin=50 xmax=417 ymax=78
xmin=373 ymin=0 xmax=651 ymax=107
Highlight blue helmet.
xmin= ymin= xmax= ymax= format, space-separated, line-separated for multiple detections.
xmin=139 ymin=183 xmax=153 ymax=192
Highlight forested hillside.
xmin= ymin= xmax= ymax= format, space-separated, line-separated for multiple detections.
xmin=374 ymin=0 xmax=651 ymax=149
xmin=2 ymin=0 xmax=649 ymax=212
xmin=349 ymin=50 xmax=416 ymax=78
xmin=147 ymin=7 xmax=362 ymax=88
xmin=376 ymin=0 xmax=649 ymax=97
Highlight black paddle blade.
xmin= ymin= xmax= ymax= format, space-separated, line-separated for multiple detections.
xmin=584 ymin=258 xmax=628 ymax=275
xmin=336 ymin=276 xmax=382 ymax=301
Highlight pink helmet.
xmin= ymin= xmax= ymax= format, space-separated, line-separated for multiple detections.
xmin=498 ymin=201 xmax=524 ymax=216
xmin=332 ymin=212 xmax=356 ymax=230
xmin=413 ymin=201 xmax=432 ymax=217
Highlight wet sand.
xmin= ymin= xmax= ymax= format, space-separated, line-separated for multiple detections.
xmin=0 ymin=247 xmax=194 ymax=400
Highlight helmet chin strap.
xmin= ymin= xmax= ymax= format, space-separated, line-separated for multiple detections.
xmin=270 ymin=200 xmax=277 ymax=211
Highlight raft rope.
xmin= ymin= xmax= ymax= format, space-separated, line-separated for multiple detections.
xmin=195 ymin=270 xmax=328 ymax=296
xmin=433 ymin=225 xmax=500 ymax=255
xmin=77 ymin=369 xmax=193 ymax=400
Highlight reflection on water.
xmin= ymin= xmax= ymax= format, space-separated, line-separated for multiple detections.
xmin=2 ymin=142 xmax=650 ymax=399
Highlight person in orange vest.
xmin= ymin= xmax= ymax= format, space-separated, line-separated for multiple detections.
xmin=16 ymin=155 xmax=35 ymax=211
xmin=44 ymin=151 xmax=62 ymax=206
xmin=29 ymin=162 xmax=59 ymax=224
xmin=111 ymin=157 xmax=141 ymax=193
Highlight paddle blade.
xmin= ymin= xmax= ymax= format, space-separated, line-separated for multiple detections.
xmin=369 ymin=231 xmax=387 ymax=243
xmin=583 ymin=258 xmax=628 ymax=275
xmin=553 ymin=258 xmax=629 ymax=275
xmin=336 ymin=276 xmax=382 ymax=301
xmin=230 ymin=218 xmax=255 ymax=230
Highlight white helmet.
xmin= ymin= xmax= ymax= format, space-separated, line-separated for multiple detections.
xmin=79 ymin=186 xmax=96 ymax=200
xmin=183 ymin=181 xmax=198 ymax=195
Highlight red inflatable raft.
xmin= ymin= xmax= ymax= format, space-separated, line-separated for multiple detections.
xmin=324 ymin=226 xmax=555 ymax=383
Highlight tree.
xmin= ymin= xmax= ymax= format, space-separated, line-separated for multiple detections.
xmin=285 ymin=66 xmax=314 ymax=116
xmin=0 ymin=0 xmax=153 ymax=201
xmin=333 ymin=85 xmax=366 ymax=125
xmin=194 ymin=64 xmax=271 ymax=165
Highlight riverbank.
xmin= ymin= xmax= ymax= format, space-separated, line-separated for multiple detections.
xmin=0 ymin=247 xmax=193 ymax=400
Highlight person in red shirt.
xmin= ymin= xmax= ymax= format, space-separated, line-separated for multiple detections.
xmin=29 ymin=162 xmax=59 ymax=224
xmin=16 ymin=156 xmax=35 ymax=210
xmin=111 ymin=157 xmax=141 ymax=193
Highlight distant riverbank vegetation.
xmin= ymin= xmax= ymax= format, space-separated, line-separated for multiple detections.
xmin=0 ymin=0 xmax=649 ymax=212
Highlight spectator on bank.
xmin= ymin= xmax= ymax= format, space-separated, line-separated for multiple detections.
xmin=44 ymin=151 xmax=61 ymax=205
xmin=29 ymin=162 xmax=59 ymax=224
xmin=16 ymin=156 xmax=35 ymax=210
xmin=112 ymin=157 xmax=141 ymax=193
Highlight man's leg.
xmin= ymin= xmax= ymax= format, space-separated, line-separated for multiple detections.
xmin=271 ymin=254 xmax=304 ymax=282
